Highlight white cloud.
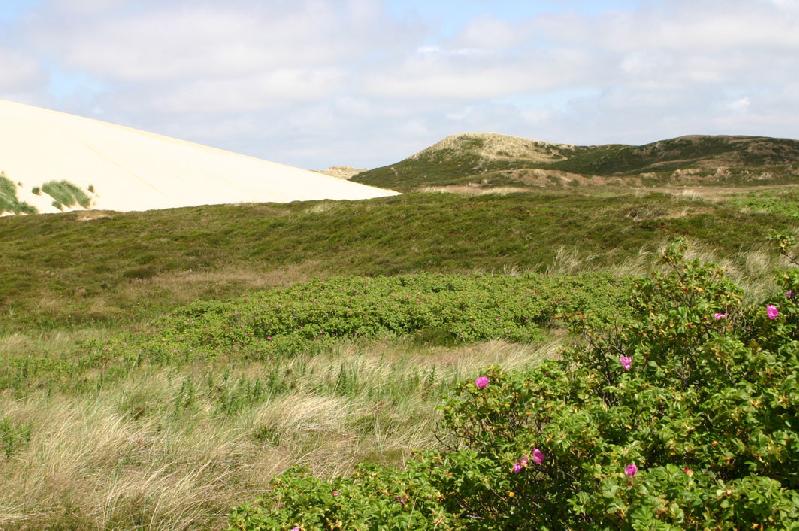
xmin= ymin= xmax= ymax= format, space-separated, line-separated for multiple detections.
xmin=0 ymin=48 xmax=43 ymax=92
xmin=728 ymin=97 xmax=751 ymax=112
xmin=456 ymin=17 xmax=528 ymax=51
xmin=0 ymin=0 xmax=798 ymax=168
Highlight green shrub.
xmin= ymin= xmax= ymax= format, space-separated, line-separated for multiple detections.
xmin=730 ymin=191 xmax=799 ymax=219
xmin=0 ymin=416 xmax=31 ymax=459
xmin=41 ymin=180 xmax=91 ymax=210
xmin=229 ymin=464 xmax=458 ymax=530
xmin=0 ymin=173 xmax=36 ymax=214
xmin=150 ymin=273 xmax=631 ymax=361
xmin=230 ymin=245 xmax=799 ymax=529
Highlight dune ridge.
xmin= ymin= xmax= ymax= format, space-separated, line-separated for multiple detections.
xmin=0 ymin=100 xmax=397 ymax=214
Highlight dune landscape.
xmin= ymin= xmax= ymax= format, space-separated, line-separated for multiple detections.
xmin=2 ymin=0 xmax=799 ymax=529
xmin=0 ymin=100 xmax=397 ymax=215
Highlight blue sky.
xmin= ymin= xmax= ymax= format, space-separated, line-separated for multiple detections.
xmin=1 ymin=0 xmax=798 ymax=168
xmin=0 ymin=0 xmax=37 ymax=23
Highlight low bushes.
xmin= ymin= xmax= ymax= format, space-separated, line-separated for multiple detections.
xmin=146 ymin=273 xmax=631 ymax=360
xmin=230 ymin=245 xmax=799 ymax=529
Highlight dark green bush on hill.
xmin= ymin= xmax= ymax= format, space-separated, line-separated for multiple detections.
xmin=230 ymin=245 xmax=799 ymax=529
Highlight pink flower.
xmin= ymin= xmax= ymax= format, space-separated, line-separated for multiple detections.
xmin=290 ymin=527 xmax=300 ymax=531
xmin=713 ymin=312 xmax=727 ymax=320
xmin=767 ymin=305 xmax=780 ymax=320
xmin=511 ymin=454 xmax=531 ymax=473
xmin=532 ymin=448 xmax=544 ymax=465
xmin=625 ymin=463 xmax=638 ymax=477
xmin=786 ymin=290 xmax=795 ymax=300
xmin=332 ymin=490 xmax=340 ymax=497
xmin=619 ymin=355 xmax=633 ymax=371
xmin=475 ymin=376 xmax=490 ymax=389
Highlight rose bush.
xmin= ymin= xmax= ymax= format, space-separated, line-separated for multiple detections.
xmin=230 ymin=244 xmax=799 ymax=529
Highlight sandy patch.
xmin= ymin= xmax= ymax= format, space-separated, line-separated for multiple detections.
xmin=0 ymin=100 xmax=398 ymax=215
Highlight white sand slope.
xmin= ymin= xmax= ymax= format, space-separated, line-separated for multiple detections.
xmin=0 ymin=100 xmax=397 ymax=214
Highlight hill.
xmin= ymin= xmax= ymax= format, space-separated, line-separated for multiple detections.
xmin=0 ymin=100 xmax=397 ymax=215
xmin=352 ymin=133 xmax=799 ymax=192
xmin=2 ymin=190 xmax=795 ymax=332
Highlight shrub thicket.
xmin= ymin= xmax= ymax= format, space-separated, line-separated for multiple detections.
xmin=230 ymin=244 xmax=799 ymax=529
xmin=146 ymin=273 xmax=630 ymax=361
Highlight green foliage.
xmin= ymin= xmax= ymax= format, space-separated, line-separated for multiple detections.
xmin=1 ymin=192 xmax=791 ymax=333
xmin=231 ymin=247 xmax=799 ymax=529
xmin=0 ymin=173 xmax=36 ymax=214
xmin=0 ymin=416 xmax=31 ymax=459
xmin=41 ymin=180 xmax=91 ymax=210
xmin=229 ymin=465 xmax=457 ymax=530
xmin=145 ymin=273 xmax=630 ymax=360
xmin=731 ymin=191 xmax=799 ymax=219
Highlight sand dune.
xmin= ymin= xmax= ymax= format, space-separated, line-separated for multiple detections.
xmin=0 ymin=100 xmax=397 ymax=214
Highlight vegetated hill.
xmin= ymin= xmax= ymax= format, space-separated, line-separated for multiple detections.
xmin=352 ymin=133 xmax=799 ymax=192
xmin=1 ymin=190 xmax=794 ymax=332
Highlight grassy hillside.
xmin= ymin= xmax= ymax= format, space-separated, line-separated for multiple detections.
xmin=1 ymin=191 xmax=792 ymax=332
xmin=353 ymin=134 xmax=799 ymax=192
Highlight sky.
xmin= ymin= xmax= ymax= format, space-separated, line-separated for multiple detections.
xmin=1 ymin=0 xmax=798 ymax=169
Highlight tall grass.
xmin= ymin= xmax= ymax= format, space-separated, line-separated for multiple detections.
xmin=40 ymin=180 xmax=91 ymax=210
xmin=0 ymin=338 xmax=554 ymax=529
xmin=0 ymin=173 xmax=36 ymax=214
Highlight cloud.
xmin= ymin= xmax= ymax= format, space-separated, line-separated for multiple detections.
xmin=0 ymin=0 xmax=797 ymax=168
xmin=0 ymin=48 xmax=42 ymax=90
xmin=727 ymin=97 xmax=751 ymax=113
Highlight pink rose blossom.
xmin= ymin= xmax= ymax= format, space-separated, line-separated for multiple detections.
xmin=767 ymin=305 xmax=780 ymax=320
xmin=512 ymin=454 xmax=532 ymax=474
xmin=625 ymin=463 xmax=638 ymax=477
xmin=619 ymin=355 xmax=633 ymax=371
xmin=475 ymin=376 xmax=490 ymax=389
xmin=532 ymin=448 xmax=545 ymax=465
xmin=713 ymin=312 xmax=727 ymax=320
